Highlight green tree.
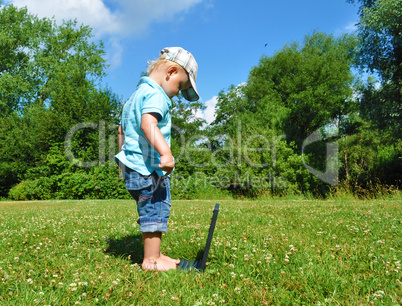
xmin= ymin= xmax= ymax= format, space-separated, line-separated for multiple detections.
xmin=170 ymin=95 xmax=210 ymax=177
xmin=347 ymin=0 xmax=402 ymax=135
xmin=245 ymin=32 xmax=357 ymax=146
xmin=339 ymin=75 xmax=402 ymax=190
xmin=348 ymin=0 xmax=402 ymax=82
xmin=210 ymin=32 xmax=357 ymax=196
xmin=340 ymin=0 xmax=402 ymax=192
xmin=0 ymin=3 xmax=121 ymax=197
xmin=339 ymin=118 xmax=402 ymax=193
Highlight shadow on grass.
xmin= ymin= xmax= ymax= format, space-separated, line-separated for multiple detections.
xmin=104 ymin=234 xmax=143 ymax=264
xmin=104 ymin=234 xmax=208 ymax=265
xmin=178 ymin=243 xmax=208 ymax=263
xmin=194 ymin=248 xmax=205 ymax=261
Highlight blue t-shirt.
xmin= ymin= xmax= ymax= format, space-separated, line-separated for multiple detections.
xmin=115 ymin=77 xmax=172 ymax=176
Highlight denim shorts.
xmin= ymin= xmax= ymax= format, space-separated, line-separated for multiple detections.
xmin=124 ymin=167 xmax=171 ymax=233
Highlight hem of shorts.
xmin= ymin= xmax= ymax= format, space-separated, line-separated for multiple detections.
xmin=138 ymin=219 xmax=168 ymax=233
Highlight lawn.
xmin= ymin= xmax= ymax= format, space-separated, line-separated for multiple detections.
xmin=0 ymin=196 xmax=401 ymax=305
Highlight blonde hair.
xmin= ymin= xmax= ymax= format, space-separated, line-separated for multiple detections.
xmin=147 ymin=58 xmax=184 ymax=75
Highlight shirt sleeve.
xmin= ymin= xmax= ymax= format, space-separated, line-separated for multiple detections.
xmin=141 ymin=91 xmax=169 ymax=122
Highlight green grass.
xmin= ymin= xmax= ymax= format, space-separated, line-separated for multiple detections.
xmin=0 ymin=196 xmax=401 ymax=305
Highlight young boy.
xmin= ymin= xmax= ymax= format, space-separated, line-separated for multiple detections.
xmin=116 ymin=47 xmax=199 ymax=271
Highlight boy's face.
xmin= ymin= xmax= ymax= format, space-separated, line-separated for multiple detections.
xmin=163 ymin=66 xmax=191 ymax=99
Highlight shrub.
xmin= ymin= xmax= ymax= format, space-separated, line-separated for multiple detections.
xmin=8 ymin=177 xmax=54 ymax=200
xmin=9 ymin=165 xmax=131 ymax=200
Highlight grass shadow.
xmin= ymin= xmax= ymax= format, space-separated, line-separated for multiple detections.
xmin=179 ymin=245 xmax=206 ymax=262
xmin=104 ymin=234 xmax=143 ymax=264
xmin=195 ymin=248 xmax=205 ymax=261
xmin=104 ymin=235 xmax=209 ymax=265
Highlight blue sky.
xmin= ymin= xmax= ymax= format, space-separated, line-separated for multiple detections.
xmin=5 ymin=0 xmax=359 ymax=123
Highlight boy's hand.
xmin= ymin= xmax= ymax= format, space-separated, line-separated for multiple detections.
xmin=159 ymin=154 xmax=175 ymax=175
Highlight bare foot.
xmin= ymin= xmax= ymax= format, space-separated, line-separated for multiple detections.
xmin=160 ymin=252 xmax=180 ymax=265
xmin=142 ymin=257 xmax=177 ymax=272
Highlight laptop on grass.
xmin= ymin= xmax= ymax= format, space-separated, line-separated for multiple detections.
xmin=177 ymin=203 xmax=220 ymax=271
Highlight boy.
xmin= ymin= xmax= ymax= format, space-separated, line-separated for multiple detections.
xmin=116 ymin=47 xmax=199 ymax=271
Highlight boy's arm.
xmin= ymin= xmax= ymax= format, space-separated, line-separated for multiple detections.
xmin=116 ymin=125 xmax=124 ymax=169
xmin=141 ymin=113 xmax=175 ymax=175
xmin=117 ymin=125 xmax=124 ymax=152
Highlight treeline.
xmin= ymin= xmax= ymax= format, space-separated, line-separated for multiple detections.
xmin=1 ymin=0 xmax=400 ymax=200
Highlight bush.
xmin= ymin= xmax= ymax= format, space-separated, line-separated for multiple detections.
xmin=9 ymin=165 xmax=131 ymax=200
xmin=55 ymin=167 xmax=130 ymax=200
xmin=8 ymin=177 xmax=54 ymax=201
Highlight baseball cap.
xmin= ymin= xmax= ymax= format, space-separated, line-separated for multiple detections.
xmin=159 ymin=47 xmax=199 ymax=102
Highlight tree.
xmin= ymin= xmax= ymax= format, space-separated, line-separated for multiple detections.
xmin=341 ymin=0 xmax=402 ymax=191
xmin=170 ymin=94 xmax=209 ymax=177
xmin=349 ymin=0 xmax=402 ymax=82
xmin=245 ymin=32 xmax=357 ymax=146
xmin=0 ymin=3 xmax=121 ymax=197
xmin=347 ymin=0 xmax=402 ymax=135
xmin=213 ymin=31 xmax=356 ymax=148
xmin=210 ymin=32 xmax=357 ymax=196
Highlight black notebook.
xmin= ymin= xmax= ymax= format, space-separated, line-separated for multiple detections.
xmin=177 ymin=203 xmax=220 ymax=271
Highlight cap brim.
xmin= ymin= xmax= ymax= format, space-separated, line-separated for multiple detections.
xmin=182 ymin=75 xmax=199 ymax=102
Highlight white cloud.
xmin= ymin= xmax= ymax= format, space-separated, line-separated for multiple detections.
xmin=194 ymin=96 xmax=217 ymax=125
xmin=333 ymin=19 xmax=358 ymax=37
xmin=7 ymin=0 xmax=203 ymax=67
xmin=344 ymin=21 xmax=358 ymax=33
xmin=107 ymin=37 xmax=125 ymax=68
xmin=113 ymin=0 xmax=203 ymax=36
xmin=9 ymin=0 xmax=202 ymax=37
xmin=10 ymin=0 xmax=121 ymax=36
xmin=204 ymin=96 xmax=217 ymax=124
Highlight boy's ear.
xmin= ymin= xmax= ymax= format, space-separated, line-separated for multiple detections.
xmin=166 ymin=65 xmax=178 ymax=76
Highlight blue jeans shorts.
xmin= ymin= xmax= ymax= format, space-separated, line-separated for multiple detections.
xmin=124 ymin=167 xmax=171 ymax=233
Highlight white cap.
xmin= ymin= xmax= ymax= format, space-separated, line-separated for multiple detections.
xmin=159 ymin=47 xmax=199 ymax=101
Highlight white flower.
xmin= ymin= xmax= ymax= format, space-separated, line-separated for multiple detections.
xmin=372 ymin=290 xmax=385 ymax=297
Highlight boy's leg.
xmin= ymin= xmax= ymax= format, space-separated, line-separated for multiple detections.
xmin=142 ymin=232 xmax=178 ymax=271
xmin=125 ymin=170 xmax=179 ymax=271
